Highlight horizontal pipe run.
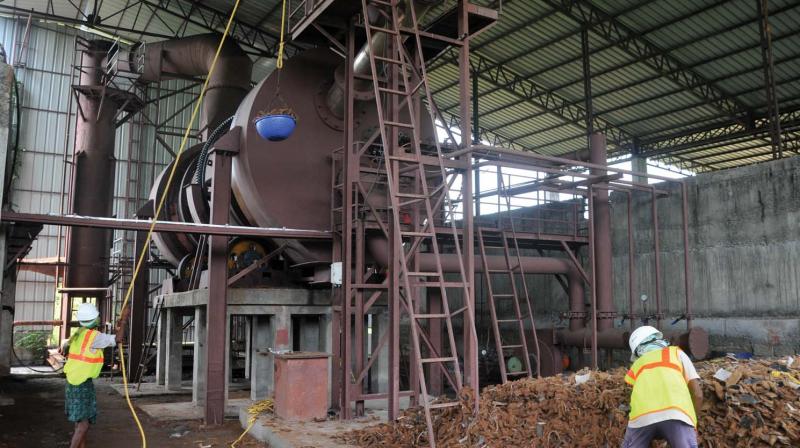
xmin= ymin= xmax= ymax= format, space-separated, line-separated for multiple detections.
xmin=1 ymin=212 xmax=331 ymax=239
xmin=555 ymin=327 xmax=710 ymax=360
xmin=557 ymin=328 xmax=630 ymax=350
xmin=12 ymin=320 xmax=64 ymax=327
xmin=456 ymin=144 xmax=679 ymax=184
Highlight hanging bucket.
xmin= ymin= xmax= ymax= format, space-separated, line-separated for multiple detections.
xmin=255 ymin=112 xmax=296 ymax=142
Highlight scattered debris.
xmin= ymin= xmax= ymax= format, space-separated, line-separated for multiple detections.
xmin=341 ymin=357 xmax=800 ymax=447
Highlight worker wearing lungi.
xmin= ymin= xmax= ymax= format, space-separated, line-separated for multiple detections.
xmin=63 ymin=302 xmax=120 ymax=448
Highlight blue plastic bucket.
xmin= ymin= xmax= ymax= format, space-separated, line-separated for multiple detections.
xmin=255 ymin=114 xmax=296 ymax=141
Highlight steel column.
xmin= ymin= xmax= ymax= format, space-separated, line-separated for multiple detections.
xmin=589 ymin=133 xmax=614 ymax=331
xmin=127 ymin=228 xmax=150 ymax=381
xmin=681 ymin=182 xmax=693 ymax=329
xmin=581 ymin=26 xmax=594 ymax=140
xmin=651 ymin=186 xmax=663 ymax=329
xmin=458 ymin=0 xmax=478 ymax=398
xmin=626 ymin=191 xmax=636 ymax=331
xmin=757 ymin=0 xmax=783 ymax=159
xmin=204 ymin=128 xmax=239 ymax=424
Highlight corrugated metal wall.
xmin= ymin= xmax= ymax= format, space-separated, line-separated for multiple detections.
xmin=0 ymin=17 xmax=205 ymax=331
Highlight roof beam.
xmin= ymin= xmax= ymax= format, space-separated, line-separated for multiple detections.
xmin=639 ymin=107 xmax=800 ymax=156
xmin=542 ymin=0 xmax=752 ymax=122
xmin=438 ymin=50 xmax=635 ymax=150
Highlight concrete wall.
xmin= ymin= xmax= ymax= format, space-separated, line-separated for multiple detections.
xmin=610 ymin=156 xmax=800 ymax=356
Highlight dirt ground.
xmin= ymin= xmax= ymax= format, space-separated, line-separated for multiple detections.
xmin=0 ymin=375 xmax=266 ymax=448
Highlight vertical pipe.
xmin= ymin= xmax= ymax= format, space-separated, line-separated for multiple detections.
xmin=588 ymin=185 xmax=598 ymax=369
xmin=354 ymin=219 xmax=365 ymax=416
xmin=627 ymin=191 xmax=636 ymax=331
xmin=57 ymin=35 xmax=78 ymax=342
xmin=458 ymin=0 xmax=478 ymax=396
xmin=651 ymin=187 xmax=662 ymax=329
xmin=339 ymin=22 xmax=356 ymax=420
xmin=681 ymin=182 xmax=692 ymax=330
xmin=65 ymin=40 xmax=120 ymax=315
xmin=589 ymin=133 xmax=613 ymax=331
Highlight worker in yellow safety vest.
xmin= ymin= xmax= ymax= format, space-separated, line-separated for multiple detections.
xmin=62 ymin=302 xmax=121 ymax=448
xmin=622 ymin=325 xmax=703 ymax=448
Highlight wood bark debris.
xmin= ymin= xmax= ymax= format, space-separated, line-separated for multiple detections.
xmin=339 ymin=356 xmax=800 ymax=447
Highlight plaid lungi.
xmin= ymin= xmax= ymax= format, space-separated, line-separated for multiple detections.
xmin=65 ymin=379 xmax=97 ymax=424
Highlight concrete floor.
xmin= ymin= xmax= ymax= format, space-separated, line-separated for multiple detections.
xmin=0 ymin=376 xmax=265 ymax=447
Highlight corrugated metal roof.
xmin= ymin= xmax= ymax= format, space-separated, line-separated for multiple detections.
xmin=3 ymin=0 xmax=800 ymax=172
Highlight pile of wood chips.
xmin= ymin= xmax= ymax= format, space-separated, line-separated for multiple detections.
xmin=340 ymin=356 xmax=800 ymax=447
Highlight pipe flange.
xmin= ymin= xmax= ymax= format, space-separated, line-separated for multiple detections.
xmin=315 ymin=82 xmax=345 ymax=131
xmin=565 ymin=311 xmax=588 ymax=319
xmin=597 ymin=311 xmax=618 ymax=319
xmin=334 ymin=64 xmax=374 ymax=102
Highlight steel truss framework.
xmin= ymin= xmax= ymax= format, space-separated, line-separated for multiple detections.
xmin=3 ymin=0 xmax=799 ymax=170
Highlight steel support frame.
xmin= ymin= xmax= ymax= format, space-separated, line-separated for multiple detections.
xmin=332 ymin=1 xmax=480 ymax=426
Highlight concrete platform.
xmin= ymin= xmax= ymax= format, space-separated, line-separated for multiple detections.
xmin=109 ymin=381 xmax=193 ymax=397
xmin=237 ymin=398 xmax=410 ymax=448
xmin=140 ymin=398 xmax=251 ymax=421
xmin=110 ymin=380 xmax=250 ymax=398
xmin=10 ymin=366 xmax=60 ymax=378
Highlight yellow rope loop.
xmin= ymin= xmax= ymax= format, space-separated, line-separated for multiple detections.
xmin=117 ymin=1 xmax=243 ymax=447
xmin=276 ymin=0 xmax=288 ymax=69
xmin=230 ymin=399 xmax=274 ymax=447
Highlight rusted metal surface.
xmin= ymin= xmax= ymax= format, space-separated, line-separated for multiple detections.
xmin=273 ymin=352 xmax=331 ymax=421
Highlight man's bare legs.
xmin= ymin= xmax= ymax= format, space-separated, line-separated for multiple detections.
xmin=70 ymin=420 xmax=89 ymax=448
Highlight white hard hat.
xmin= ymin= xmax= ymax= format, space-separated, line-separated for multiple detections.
xmin=628 ymin=325 xmax=662 ymax=352
xmin=76 ymin=302 xmax=99 ymax=322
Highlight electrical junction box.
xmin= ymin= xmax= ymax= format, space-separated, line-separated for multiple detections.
xmin=330 ymin=262 xmax=342 ymax=286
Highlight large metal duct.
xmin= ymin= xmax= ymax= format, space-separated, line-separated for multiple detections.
xmin=138 ymin=33 xmax=253 ymax=138
xmin=140 ymin=35 xmax=252 ymax=264
xmin=65 ymin=40 xmax=120 ymax=292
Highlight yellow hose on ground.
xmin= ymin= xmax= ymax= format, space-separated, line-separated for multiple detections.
xmin=116 ymin=1 xmax=243 ymax=446
xmin=230 ymin=399 xmax=274 ymax=447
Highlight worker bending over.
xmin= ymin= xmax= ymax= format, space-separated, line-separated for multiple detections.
xmin=623 ymin=326 xmax=703 ymax=448
xmin=62 ymin=302 xmax=121 ymax=448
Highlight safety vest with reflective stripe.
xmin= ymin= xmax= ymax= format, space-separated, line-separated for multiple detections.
xmin=625 ymin=346 xmax=697 ymax=426
xmin=64 ymin=329 xmax=104 ymax=385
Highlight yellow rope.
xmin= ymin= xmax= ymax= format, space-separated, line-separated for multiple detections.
xmin=276 ymin=0 xmax=287 ymax=69
xmin=116 ymin=1 xmax=243 ymax=446
xmin=231 ymin=399 xmax=274 ymax=447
